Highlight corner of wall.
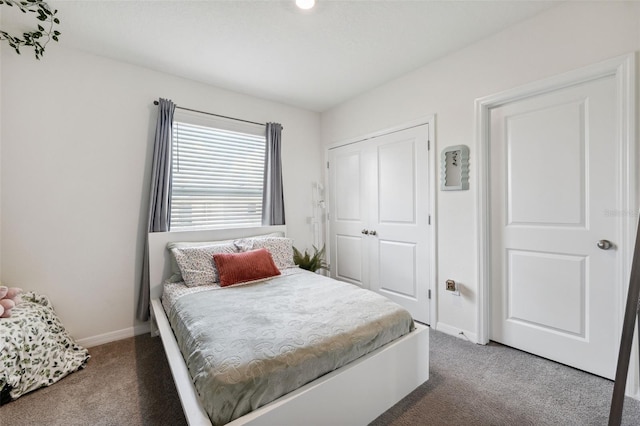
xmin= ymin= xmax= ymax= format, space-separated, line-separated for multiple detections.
xmin=434 ymin=321 xmax=479 ymax=344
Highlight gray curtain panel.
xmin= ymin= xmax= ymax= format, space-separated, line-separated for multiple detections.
xmin=262 ymin=123 xmax=286 ymax=226
xmin=136 ymin=98 xmax=176 ymax=321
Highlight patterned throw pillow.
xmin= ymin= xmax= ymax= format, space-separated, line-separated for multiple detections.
xmin=213 ymin=248 xmax=281 ymax=287
xmin=171 ymin=243 xmax=237 ymax=287
xmin=166 ymin=239 xmax=235 ymax=283
xmin=234 ymin=237 xmax=295 ymax=271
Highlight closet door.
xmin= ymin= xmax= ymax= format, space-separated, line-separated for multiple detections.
xmin=328 ymin=143 xmax=373 ymax=289
xmin=329 ymin=124 xmax=430 ymax=324
xmin=369 ymin=126 xmax=430 ymax=324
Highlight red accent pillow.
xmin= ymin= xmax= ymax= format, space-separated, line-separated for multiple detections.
xmin=213 ymin=248 xmax=281 ymax=287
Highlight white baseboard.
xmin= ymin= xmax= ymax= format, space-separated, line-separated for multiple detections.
xmin=76 ymin=323 xmax=151 ymax=348
xmin=434 ymin=322 xmax=479 ymax=344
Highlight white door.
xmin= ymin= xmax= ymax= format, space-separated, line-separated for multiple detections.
xmin=328 ymin=142 xmax=372 ymax=289
xmin=329 ymin=125 xmax=431 ymax=324
xmin=489 ymin=75 xmax=619 ymax=379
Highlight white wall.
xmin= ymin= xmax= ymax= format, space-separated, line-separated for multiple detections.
xmin=321 ymin=2 xmax=640 ymax=339
xmin=1 ymin=46 xmax=321 ymax=343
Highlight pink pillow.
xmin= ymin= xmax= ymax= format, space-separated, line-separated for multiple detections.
xmin=213 ymin=248 xmax=281 ymax=287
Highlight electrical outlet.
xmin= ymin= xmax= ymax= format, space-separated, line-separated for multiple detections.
xmin=446 ymin=279 xmax=456 ymax=291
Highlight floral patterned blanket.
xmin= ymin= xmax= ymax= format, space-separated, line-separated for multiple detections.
xmin=0 ymin=292 xmax=90 ymax=404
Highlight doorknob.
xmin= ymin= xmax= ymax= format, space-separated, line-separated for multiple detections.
xmin=369 ymin=230 xmax=377 ymax=236
xmin=597 ymin=240 xmax=613 ymax=250
xmin=361 ymin=229 xmax=369 ymax=235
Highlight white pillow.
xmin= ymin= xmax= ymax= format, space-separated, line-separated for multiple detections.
xmin=234 ymin=236 xmax=295 ymax=271
xmin=171 ymin=243 xmax=237 ymax=287
xmin=167 ymin=239 xmax=233 ymax=283
xmin=165 ymin=232 xmax=284 ymax=283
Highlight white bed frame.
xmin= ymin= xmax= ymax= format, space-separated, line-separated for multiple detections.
xmin=148 ymin=226 xmax=429 ymax=426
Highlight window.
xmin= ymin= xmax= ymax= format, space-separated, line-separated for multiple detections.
xmin=170 ymin=112 xmax=266 ymax=231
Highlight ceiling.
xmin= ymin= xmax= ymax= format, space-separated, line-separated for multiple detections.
xmin=3 ymin=0 xmax=561 ymax=112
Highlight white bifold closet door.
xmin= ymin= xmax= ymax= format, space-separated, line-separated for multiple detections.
xmin=328 ymin=125 xmax=430 ymax=324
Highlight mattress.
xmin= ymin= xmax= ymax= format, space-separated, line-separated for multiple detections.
xmin=165 ymin=269 xmax=415 ymax=425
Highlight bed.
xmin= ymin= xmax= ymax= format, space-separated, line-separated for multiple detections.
xmin=149 ymin=226 xmax=429 ymax=425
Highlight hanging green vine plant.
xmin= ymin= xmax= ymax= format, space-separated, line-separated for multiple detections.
xmin=0 ymin=0 xmax=60 ymax=59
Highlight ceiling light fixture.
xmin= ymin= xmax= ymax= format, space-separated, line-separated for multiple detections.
xmin=296 ymin=0 xmax=315 ymax=10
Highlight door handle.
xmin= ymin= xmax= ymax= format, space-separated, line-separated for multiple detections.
xmin=369 ymin=230 xmax=377 ymax=236
xmin=361 ymin=229 xmax=369 ymax=235
xmin=597 ymin=240 xmax=613 ymax=250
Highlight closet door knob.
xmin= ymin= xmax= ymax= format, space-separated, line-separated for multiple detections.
xmin=361 ymin=229 xmax=369 ymax=235
xmin=370 ymin=230 xmax=377 ymax=236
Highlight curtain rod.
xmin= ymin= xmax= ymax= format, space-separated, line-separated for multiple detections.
xmin=154 ymin=100 xmax=266 ymax=127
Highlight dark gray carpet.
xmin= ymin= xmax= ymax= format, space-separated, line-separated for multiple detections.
xmin=2 ymin=329 xmax=639 ymax=425
xmin=372 ymin=330 xmax=640 ymax=426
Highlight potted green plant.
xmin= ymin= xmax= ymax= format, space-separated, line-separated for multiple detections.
xmin=293 ymin=245 xmax=328 ymax=273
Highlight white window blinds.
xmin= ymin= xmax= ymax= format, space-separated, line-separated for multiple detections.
xmin=170 ymin=118 xmax=266 ymax=231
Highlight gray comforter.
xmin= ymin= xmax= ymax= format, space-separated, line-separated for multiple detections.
xmin=168 ymin=269 xmax=414 ymax=425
